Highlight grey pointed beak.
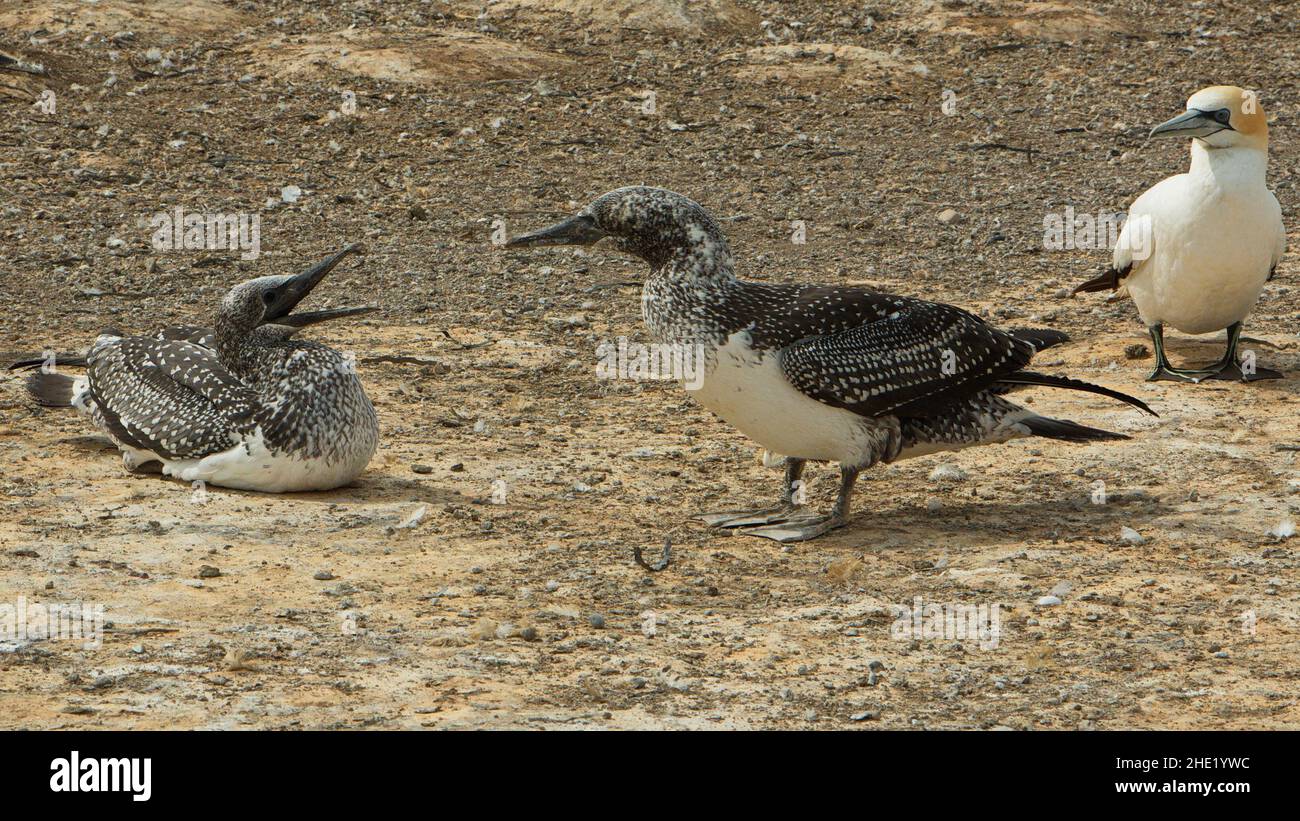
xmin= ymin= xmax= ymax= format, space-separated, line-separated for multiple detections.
xmin=264 ymin=244 xmax=364 ymax=323
xmin=270 ymin=305 xmax=377 ymax=329
xmin=1149 ymin=109 xmax=1225 ymax=139
xmin=505 ymin=214 xmax=606 ymax=248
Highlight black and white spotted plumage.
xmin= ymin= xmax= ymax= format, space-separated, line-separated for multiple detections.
xmin=775 ymin=296 xmax=1032 ymax=418
xmin=15 ymin=248 xmax=379 ymax=492
xmin=514 ymin=187 xmax=1153 ymax=472
xmin=502 ymin=187 xmax=1158 ymax=541
xmin=84 ymin=334 xmax=258 ymax=460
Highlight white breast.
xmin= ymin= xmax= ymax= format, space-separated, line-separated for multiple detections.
xmin=1127 ymin=172 xmax=1280 ymax=335
xmin=687 ymin=332 xmax=889 ymax=466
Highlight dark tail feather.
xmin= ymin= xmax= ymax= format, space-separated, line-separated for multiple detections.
xmin=1009 ymin=328 xmax=1070 ymax=352
xmin=25 ymin=372 xmax=77 ymax=408
xmin=8 ymin=353 xmax=88 ymax=371
xmin=1022 ymin=415 xmax=1129 ymax=442
xmin=999 ymin=371 xmax=1157 ymax=417
xmin=1072 ymin=267 xmax=1122 ymax=295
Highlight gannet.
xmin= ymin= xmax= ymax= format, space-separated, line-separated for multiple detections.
xmin=1074 ymin=85 xmax=1286 ymax=382
xmin=12 ymin=246 xmax=379 ymax=492
xmin=506 ymin=187 xmax=1155 ymax=542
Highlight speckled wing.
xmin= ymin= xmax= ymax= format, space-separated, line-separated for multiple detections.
xmin=779 ymin=299 xmax=1035 ymax=419
xmin=154 ymin=325 xmax=216 ymax=348
xmin=86 ymin=337 xmax=261 ymax=459
xmin=256 ymin=343 xmax=373 ymax=464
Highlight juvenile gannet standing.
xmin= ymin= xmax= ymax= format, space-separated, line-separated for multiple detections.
xmin=13 ymin=246 xmax=379 ymax=492
xmin=1074 ymin=85 xmax=1286 ymax=382
xmin=507 ymin=187 xmax=1154 ymax=542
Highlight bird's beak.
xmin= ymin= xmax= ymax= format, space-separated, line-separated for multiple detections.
xmin=504 ymin=214 xmax=606 ymax=248
xmin=269 ymin=305 xmax=377 ymax=328
xmin=1149 ymin=109 xmax=1225 ymax=139
xmin=263 ymin=244 xmax=364 ymax=324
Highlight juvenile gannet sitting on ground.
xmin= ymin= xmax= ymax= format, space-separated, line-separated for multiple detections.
xmin=1074 ymin=85 xmax=1286 ymax=382
xmin=13 ymin=246 xmax=379 ymax=492
xmin=11 ymin=295 xmax=374 ymax=369
xmin=507 ymin=187 xmax=1154 ymax=542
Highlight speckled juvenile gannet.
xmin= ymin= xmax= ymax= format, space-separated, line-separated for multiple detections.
xmin=507 ymin=187 xmax=1155 ymax=543
xmin=13 ymin=246 xmax=379 ymax=492
xmin=1074 ymin=86 xmax=1287 ymax=382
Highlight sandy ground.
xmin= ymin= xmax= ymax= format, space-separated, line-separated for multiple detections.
xmin=1 ymin=0 xmax=1297 ymax=729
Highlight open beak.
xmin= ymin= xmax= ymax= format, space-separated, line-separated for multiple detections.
xmin=504 ymin=214 xmax=606 ymax=248
xmin=263 ymin=244 xmax=365 ymax=324
xmin=269 ymin=304 xmax=377 ymax=328
xmin=1149 ymin=109 xmax=1227 ymax=139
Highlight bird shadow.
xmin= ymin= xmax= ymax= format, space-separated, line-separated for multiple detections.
xmin=76 ymin=463 xmax=471 ymax=509
xmin=57 ymin=435 xmax=118 ymax=453
xmin=796 ymin=495 xmax=1173 ymax=551
xmin=193 ymin=475 xmax=471 ymax=507
xmin=1161 ymin=337 xmax=1296 ymax=390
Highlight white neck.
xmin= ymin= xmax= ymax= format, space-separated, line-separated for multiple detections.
xmin=1188 ymin=140 xmax=1268 ymax=188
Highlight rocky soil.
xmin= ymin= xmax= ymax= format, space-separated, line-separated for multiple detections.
xmin=0 ymin=0 xmax=1297 ymax=729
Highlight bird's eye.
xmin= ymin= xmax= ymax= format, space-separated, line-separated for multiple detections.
xmin=1214 ymin=109 xmax=1230 ymax=123
xmin=262 ymin=290 xmax=277 ymax=304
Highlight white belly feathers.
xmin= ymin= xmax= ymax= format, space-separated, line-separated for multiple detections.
xmin=1127 ymin=178 xmax=1278 ymax=335
xmin=161 ymin=429 xmax=370 ymax=493
xmin=687 ymin=332 xmax=889 ymax=467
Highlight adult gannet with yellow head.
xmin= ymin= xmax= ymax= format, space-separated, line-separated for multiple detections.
xmin=1074 ymin=85 xmax=1286 ymax=382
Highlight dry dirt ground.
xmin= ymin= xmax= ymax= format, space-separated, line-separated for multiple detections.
xmin=1 ymin=0 xmax=1298 ymax=730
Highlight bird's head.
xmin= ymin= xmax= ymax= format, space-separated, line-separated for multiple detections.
xmin=505 ymin=186 xmax=732 ymax=271
xmin=219 ymin=245 xmax=374 ymax=334
xmin=1149 ymin=85 xmax=1268 ymax=151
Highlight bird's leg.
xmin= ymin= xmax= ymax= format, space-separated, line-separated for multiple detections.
xmin=1145 ymin=323 xmax=1217 ymax=383
xmin=1203 ymin=322 xmax=1283 ymax=381
xmin=694 ymin=457 xmax=806 ymax=528
xmin=739 ymin=465 xmax=859 ymax=544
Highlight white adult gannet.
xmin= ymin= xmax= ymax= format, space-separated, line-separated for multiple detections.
xmin=1074 ymin=85 xmax=1286 ymax=382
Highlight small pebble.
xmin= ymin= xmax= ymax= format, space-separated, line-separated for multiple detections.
xmin=470 ymin=618 xmax=497 ymax=640
xmin=1119 ymin=526 xmax=1145 ymax=545
xmin=1267 ymin=519 xmax=1295 ymax=539
xmin=223 ymin=648 xmax=253 ymax=671
xmin=928 ymin=463 xmax=968 ymax=483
